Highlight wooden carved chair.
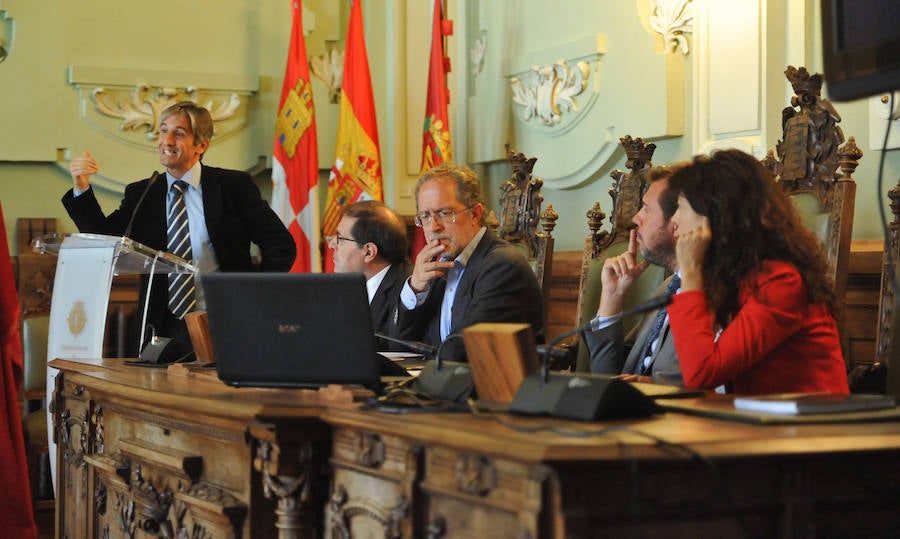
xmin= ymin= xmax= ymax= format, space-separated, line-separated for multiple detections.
xmin=848 ymin=181 xmax=900 ymax=393
xmin=763 ymin=65 xmax=860 ymax=362
xmin=876 ymin=184 xmax=900 ymax=367
xmin=572 ymin=136 xmax=668 ymax=372
xmin=16 ymin=218 xmax=57 ymax=319
xmin=14 ymin=219 xmax=57 ymax=514
xmin=20 ymin=315 xmax=54 ymax=513
xmin=488 ymin=145 xmax=558 ymax=325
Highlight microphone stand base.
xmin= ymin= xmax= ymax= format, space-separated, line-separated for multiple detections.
xmin=134 ymin=336 xmax=195 ymax=365
xmin=510 ymin=373 xmax=662 ymax=421
xmin=411 ymin=360 xmax=474 ymax=403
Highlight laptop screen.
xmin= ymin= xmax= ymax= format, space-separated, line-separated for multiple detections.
xmin=201 ymin=272 xmax=381 ymax=388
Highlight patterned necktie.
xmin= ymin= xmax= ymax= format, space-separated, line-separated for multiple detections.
xmin=167 ymin=180 xmax=196 ymax=319
xmin=636 ymin=274 xmax=681 ymax=375
xmin=440 ymin=260 xmax=465 ymax=341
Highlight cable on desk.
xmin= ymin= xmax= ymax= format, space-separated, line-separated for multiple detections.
xmin=361 ymin=380 xmax=469 ymax=414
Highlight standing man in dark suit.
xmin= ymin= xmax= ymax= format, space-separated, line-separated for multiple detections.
xmin=584 ymin=166 xmax=683 ymax=385
xmin=330 ymin=200 xmax=411 ymax=338
xmin=394 ymin=163 xmax=543 ymax=362
xmin=63 ymin=102 xmax=295 ymax=347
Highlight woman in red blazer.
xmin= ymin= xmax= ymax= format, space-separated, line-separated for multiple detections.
xmin=666 ymin=149 xmax=848 ymax=395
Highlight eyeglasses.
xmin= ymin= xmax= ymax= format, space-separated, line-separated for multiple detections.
xmin=326 ymin=234 xmax=360 ymax=246
xmin=414 ymin=205 xmax=476 ymax=227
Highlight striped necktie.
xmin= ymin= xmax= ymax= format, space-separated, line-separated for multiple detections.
xmin=167 ymin=180 xmax=196 ymax=319
xmin=636 ymin=274 xmax=681 ymax=375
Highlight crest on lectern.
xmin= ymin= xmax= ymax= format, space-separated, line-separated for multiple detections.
xmin=67 ymin=301 xmax=87 ymax=337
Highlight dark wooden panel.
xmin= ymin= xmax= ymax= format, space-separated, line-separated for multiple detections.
xmin=546 ymin=250 xmax=581 ymax=341
xmin=845 ymin=240 xmax=884 ymax=368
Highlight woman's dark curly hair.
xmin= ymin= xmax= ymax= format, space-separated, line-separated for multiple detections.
xmin=668 ymin=149 xmax=834 ymax=326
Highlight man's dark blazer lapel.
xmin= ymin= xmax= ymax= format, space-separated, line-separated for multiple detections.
xmin=370 ymin=262 xmax=408 ymax=332
xmin=424 ymin=278 xmax=447 ymax=345
xmin=131 ymin=178 xmax=168 ymax=249
xmin=199 ymin=168 xmax=224 ymax=240
xmin=449 ymin=232 xmax=495 ymax=332
xmin=621 ymin=274 xmax=675 ymax=375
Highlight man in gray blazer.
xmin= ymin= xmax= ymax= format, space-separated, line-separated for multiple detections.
xmin=584 ymin=166 xmax=683 ymax=385
xmin=394 ymin=164 xmax=543 ymax=362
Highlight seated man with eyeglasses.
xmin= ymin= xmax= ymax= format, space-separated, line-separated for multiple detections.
xmin=393 ymin=163 xmax=544 ymax=361
xmin=329 ymin=200 xmax=412 ymax=342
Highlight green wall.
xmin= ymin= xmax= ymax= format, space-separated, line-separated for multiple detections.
xmin=1 ymin=0 xmax=898 ymax=257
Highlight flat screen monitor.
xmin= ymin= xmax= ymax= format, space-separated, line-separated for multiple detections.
xmin=821 ymin=0 xmax=900 ymax=101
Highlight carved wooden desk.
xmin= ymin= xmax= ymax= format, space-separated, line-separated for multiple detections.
xmin=50 ymin=357 xmax=358 ymax=539
xmin=322 ymin=404 xmax=900 ymax=538
xmin=51 ymin=357 xmax=900 ymax=538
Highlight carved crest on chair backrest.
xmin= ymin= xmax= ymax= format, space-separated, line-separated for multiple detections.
xmin=774 ymin=66 xmax=845 ymax=206
xmin=500 ymin=144 xmax=545 ymax=257
xmin=767 ymin=66 xmax=862 ymax=272
xmin=593 ymin=135 xmax=656 ymax=257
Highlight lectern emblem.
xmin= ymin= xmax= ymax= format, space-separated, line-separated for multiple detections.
xmin=68 ymin=301 xmax=87 ymax=336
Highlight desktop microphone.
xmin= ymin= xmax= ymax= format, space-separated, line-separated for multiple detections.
xmin=374 ymin=331 xmax=474 ymax=403
xmin=414 ymin=333 xmax=474 ymax=403
xmin=534 ymin=343 xmax=574 ymax=365
xmin=509 ymin=294 xmax=673 ymax=421
xmin=123 ymin=170 xmax=160 ymax=239
xmin=374 ymin=332 xmax=436 ymax=355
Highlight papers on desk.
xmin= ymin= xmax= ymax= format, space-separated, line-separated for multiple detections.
xmin=733 ymin=393 xmax=896 ymax=415
xmin=378 ymin=351 xmax=426 ymax=375
xmin=630 ymin=381 xmax=705 ymax=399
xmin=379 ymin=352 xmax=424 ymax=360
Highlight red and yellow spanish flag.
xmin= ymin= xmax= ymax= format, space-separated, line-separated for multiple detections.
xmin=413 ymin=0 xmax=453 ymax=257
xmin=0 ymin=201 xmax=38 ymax=538
xmin=272 ymin=0 xmax=321 ymax=273
xmin=323 ymin=0 xmax=383 ymax=271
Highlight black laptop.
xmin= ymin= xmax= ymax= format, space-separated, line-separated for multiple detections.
xmin=201 ymin=272 xmax=381 ymax=389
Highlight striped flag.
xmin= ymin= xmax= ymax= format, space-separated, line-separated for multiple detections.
xmin=323 ymin=0 xmax=383 ymax=272
xmin=420 ymin=0 xmax=453 ymax=172
xmin=272 ymin=0 xmax=321 ymax=273
xmin=413 ymin=0 xmax=454 ymax=257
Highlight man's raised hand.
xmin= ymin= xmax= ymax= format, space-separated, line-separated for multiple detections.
xmin=408 ymin=239 xmax=455 ymax=293
xmin=70 ymin=150 xmax=98 ymax=191
xmin=596 ymin=228 xmax=650 ymax=316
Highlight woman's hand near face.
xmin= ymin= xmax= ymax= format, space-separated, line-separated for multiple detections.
xmin=676 ymin=217 xmax=711 ymax=292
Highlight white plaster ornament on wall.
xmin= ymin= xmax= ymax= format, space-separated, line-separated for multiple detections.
xmin=470 ymin=29 xmax=487 ymax=77
xmin=0 ymin=9 xmax=13 ymax=64
xmin=509 ymin=60 xmax=590 ymax=127
xmin=310 ymin=47 xmax=344 ymax=104
xmin=649 ymin=0 xmax=694 ymax=55
xmin=66 ymin=66 xmax=257 ymax=192
xmin=92 ymin=84 xmax=241 ymax=141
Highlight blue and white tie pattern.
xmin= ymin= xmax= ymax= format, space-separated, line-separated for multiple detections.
xmin=636 ymin=274 xmax=681 ymax=375
xmin=166 ymin=180 xmax=196 ymax=319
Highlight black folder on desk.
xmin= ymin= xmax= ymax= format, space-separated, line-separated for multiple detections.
xmin=201 ymin=272 xmax=381 ymax=389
